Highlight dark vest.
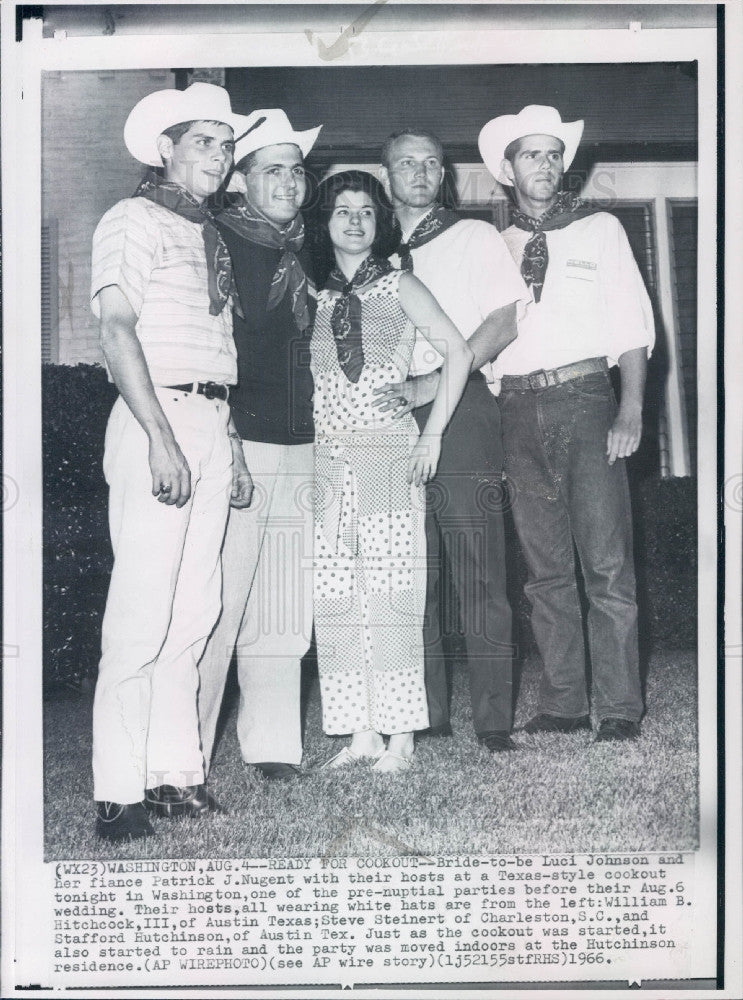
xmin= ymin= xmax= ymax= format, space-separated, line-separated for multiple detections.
xmin=218 ymin=226 xmax=315 ymax=445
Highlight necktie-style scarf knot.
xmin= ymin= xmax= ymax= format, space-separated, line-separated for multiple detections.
xmin=134 ymin=170 xmax=232 ymax=316
xmin=510 ymin=191 xmax=597 ymax=303
xmin=218 ymin=196 xmax=312 ymax=332
xmin=394 ymin=205 xmax=460 ymax=273
xmin=325 ymin=255 xmax=394 ymax=383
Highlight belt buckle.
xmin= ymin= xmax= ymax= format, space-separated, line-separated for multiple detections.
xmin=203 ymin=380 xmax=227 ymax=401
xmin=528 ymin=370 xmax=548 ymax=391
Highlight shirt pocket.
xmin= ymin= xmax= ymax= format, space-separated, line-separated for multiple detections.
xmin=564 ymin=257 xmax=598 ymax=282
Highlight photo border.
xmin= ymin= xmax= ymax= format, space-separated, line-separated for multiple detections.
xmin=2 ymin=2 xmax=739 ymax=997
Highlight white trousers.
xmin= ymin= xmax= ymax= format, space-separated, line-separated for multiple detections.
xmin=92 ymin=389 xmax=232 ymax=804
xmin=198 ymin=441 xmax=314 ymax=768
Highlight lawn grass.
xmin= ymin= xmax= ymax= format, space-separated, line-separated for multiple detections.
xmin=43 ymin=649 xmax=698 ymax=860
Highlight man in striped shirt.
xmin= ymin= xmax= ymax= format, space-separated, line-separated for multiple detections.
xmin=90 ymin=84 xmax=254 ymax=842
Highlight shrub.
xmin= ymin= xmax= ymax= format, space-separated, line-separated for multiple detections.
xmin=631 ymin=473 xmax=697 ymax=651
xmin=43 ymin=365 xmax=116 ymax=691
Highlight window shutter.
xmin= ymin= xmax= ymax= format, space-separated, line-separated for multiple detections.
xmin=41 ymin=220 xmax=59 ymax=364
xmin=584 ymin=203 xmax=665 ymax=477
xmin=669 ymin=202 xmax=698 ymax=473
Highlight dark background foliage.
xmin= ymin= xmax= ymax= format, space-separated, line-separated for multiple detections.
xmin=42 ymin=364 xmax=697 ymax=693
xmin=43 ymin=365 xmax=117 ymax=691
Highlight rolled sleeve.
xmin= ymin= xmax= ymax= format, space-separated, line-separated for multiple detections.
xmin=91 ymin=199 xmax=158 ymax=319
xmin=468 ymin=224 xmax=530 ymax=321
xmin=601 ymin=214 xmax=656 ymax=362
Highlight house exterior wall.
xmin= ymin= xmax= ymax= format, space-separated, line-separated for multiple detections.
xmin=41 ymin=68 xmax=174 ymax=364
xmin=40 ymin=72 xmax=697 ymax=477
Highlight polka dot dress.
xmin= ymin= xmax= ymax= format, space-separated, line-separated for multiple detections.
xmin=310 ymin=269 xmax=430 ymax=735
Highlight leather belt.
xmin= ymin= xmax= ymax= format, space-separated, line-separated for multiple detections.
xmin=164 ymin=381 xmax=230 ymax=401
xmin=500 ymin=357 xmax=608 ymax=392
xmin=408 ymin=370 xmax=484 ymax=383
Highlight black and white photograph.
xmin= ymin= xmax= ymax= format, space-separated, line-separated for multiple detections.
xmin=2 ymin=1 xmax=741 ymax=996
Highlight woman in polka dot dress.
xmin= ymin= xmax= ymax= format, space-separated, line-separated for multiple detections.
xmin=310 ymin=171 xmax=473 ymax=773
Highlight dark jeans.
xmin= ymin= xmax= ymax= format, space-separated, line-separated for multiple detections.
xmin=499 ymin=371 xmax=643 ymax=723
xmin=414 ymin=376 xmax=514 ymax=736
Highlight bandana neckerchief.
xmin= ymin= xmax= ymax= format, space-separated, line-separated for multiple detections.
xmin=324 ymin=254 xmax=395 ymax=383
xmin=134 ymin=170 xmax=232 ymax=316
xmin=394 ymin=205 xmax=460 ymax=272
xmin=218 ymin=196 xmax=312 ymax=333
xmin=510 ymin=191 xmax=598 ymax=303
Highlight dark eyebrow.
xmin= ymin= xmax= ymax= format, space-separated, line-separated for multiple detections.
xmin=192 ymin=132 xmax=234 ymax=143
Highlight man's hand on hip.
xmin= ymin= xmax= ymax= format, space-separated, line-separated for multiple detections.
xmin=372 ymin=371 xmax=440 ymax=419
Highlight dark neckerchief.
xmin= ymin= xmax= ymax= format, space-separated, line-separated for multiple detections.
xmin=510 ymin=191 xmax=598 ymax=303
xmin=324 ymin=254 xmax=395 ymax=383
xmin=394 ymin=205 xmax=460 ymax=272
xmin=218 ymin=196 xmax=311 ymax=333
xmin=134 ymin=170 xmax=232 ymax=316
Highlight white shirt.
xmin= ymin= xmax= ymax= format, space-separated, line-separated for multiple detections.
xmin=91 ymin=198 xmax=237 ymax=387
xmin=389 ymin=217 xmax=529 ymax=379
xmin=494 ymin=212 xmax=655 ymax=378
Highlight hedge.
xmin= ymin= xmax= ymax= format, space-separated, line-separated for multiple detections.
xmin=42 ymin=364 xmax=697 ymax=692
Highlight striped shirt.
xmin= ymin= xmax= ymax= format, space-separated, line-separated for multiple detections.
xmin=91 ymin=198 xmax=237 ymax=386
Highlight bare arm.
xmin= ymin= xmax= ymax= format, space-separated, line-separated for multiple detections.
xmin=97 ymin=283 xmax=191 ymax=507
xmin=467 ymin=301 xmax=518 ymax=370
xmin=397 ymin=272 xmax=473 ymax=485
xmin=607 ymin=346 xmax=647 ymax=465
xmin=373 ymin=301 xmax=517 ymax=416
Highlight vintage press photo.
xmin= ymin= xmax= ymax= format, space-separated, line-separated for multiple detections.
xmin=2 ymin=1 xmax=741 ymax=997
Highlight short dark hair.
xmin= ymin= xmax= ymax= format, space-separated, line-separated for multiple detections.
xmin=503 ymin=134 xmax=565 ymax=165
xmin=380 ymin=129 xmax=444 ymax=168
xmin=313 ymin=170 xmax=397 ymax=286
xmin=160 ymin=119 xmax=228 ymax=145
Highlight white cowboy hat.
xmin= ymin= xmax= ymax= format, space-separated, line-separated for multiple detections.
xmin=233 ymin=109 xmax=323 ymax=166
xmin=478 ymin=105 xmax=584 ymax=186
xmin=124 ymin=82 xmax=255 ymax=167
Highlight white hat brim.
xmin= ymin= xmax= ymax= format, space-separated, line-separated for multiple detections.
xmin=233 ymin=119 xmax=323 ymax=166
xmin=124 ymin=84 xmax=256 ymax=167
xmin=478 ymin=107 xmax=584 ymax=186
